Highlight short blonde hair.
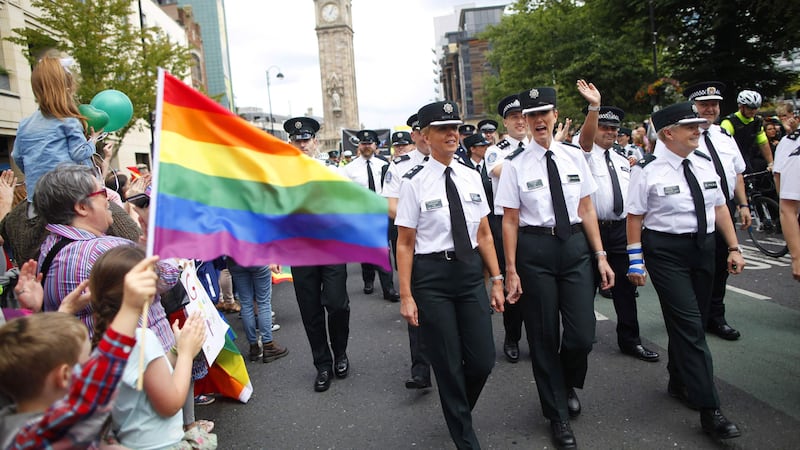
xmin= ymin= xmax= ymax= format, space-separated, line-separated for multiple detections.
xmin=0 ymin=313 xmax=87 ymax=402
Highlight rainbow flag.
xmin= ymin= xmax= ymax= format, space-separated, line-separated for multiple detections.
xmin=194 ymin=332 xmax=253 ymax=403
xmin=148 ymin=70 xmax=389 ymax=269
xmin=272 ymin=266 xmax=293 ymax=284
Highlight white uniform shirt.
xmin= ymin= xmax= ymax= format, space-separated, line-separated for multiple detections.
xmin=625 ymin=144 xmax=644 ymax=161
xmin=495 ymin=140 xmax=597 ymax=227
xmin=774 ymin=131 xmax=800 ymax=201
xmin=380 ymin=149 xmax=428 ymax=198
xmin=653 ymin=125 xmax=745 ymax=201
xmin=628 ymin=146 xmax=726 ymax=234
xmin=395 ymin=158 xmax=490 ymax=254
xmin=584 ymin=144 xmax=631 ymax=220
xmin=484 ymin=135 xmax=529 ymax=215
xmin=341 ymin=155 xmax=388 ymax=191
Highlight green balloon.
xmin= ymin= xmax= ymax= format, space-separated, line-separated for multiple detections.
xmin=90 ymin=89 xmax=133 ymax=132
xmin=78 ymin=104 xmax=109 ymax=132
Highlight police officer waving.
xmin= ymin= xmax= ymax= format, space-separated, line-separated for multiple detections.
xmin=396 ymin=101 xmax=504 ymax=450
xmin=626 ymin=102 xmax=745 ymax=440
xmin=495 ymin=86 xmax=613 ymax=450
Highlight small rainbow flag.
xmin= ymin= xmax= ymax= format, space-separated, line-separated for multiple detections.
xmin=148 ymin=70 xmax=389 ymax=269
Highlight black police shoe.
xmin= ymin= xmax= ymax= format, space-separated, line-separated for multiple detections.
xmin=503 ymin=340 xmax=519 ymax=363
xmin=334 ymin=354 xmax=349 ymax=378
xmin=567 ymin=388 xmax=581 ymax=418
xmin=700 ymin=409 xmax=741 ymax=439
xmin=383 ymin=289 xmax=400 ymax=302
xmin=550 ymin=420 xmax=577 ymax=449
xmin=621 ymin=344 xmax=660 ymax=362
xmin=363 ymin=281 xmax=374 ymax=295
xmin=708 ymin=322 xmax=741 ymax=340
xmin=314 ymin=369 xmax=332 ymax=392
xmin=404 ymin=375 xmax=432 ymax=389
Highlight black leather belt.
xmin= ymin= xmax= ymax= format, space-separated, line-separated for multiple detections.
xmin=644 ymin=228 xmax=711 ymax=239
xmin=598 ymin=219 xmax=625 ymax=227
xmin=519 ymin=223 xmax=583 ymax=236
xmin=415 ymin=249 xmax=476 ymax=261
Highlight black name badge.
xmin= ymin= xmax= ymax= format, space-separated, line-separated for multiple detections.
xmin=526 ymin=179 xmax=544 ymax=190
xmin=664 ymin=185 xmax=680 ymax=195
xmin=425 ymin=199 xmax=443 ymax=210
xmin=470 ymin=193 xmax=482 ymax=202
xmin=567 ymin=174 xmax=581 ymax=183
xmin=703 ymin=181 xmax=718 ymax=190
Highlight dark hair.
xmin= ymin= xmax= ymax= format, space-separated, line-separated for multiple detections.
xmin=105 ymin=172 xmax=128 ymax=199
xmin=90 ymin=245 xmax=144 ymax=348
xmin=33 ymin=165 xmax=98 ymax=225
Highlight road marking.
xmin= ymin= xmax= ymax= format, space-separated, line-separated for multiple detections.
xmin=595 ymin=311 xmax=608 ymax=321
xmin=726 ymin=285 xmax=771 ymax=300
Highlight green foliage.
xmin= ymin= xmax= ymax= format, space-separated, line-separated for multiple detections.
xmin=482 ymin=0 xmax=800 ymax=124
xmin=7 ymin=0 xmax=192 ymax=139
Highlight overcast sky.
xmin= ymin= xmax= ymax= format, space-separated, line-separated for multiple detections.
xmin=224 ymin=1 xmax=505 ymax=129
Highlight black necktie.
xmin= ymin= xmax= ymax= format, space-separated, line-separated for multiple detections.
xmin=444 ymin=167 xmax=472 ymax=259
xmin=366 ymin=159 xmax=375 ymax=192
xmin=475 ymin=162 xmax=482 ymax=174
xmin=703 ymin=131 xmax=731 ymax=201
xmin=605 ymin=150 xmax=624 ymax=216
xmin=682 ymin=159 xmax=707 ymax=247
xmin=518 ymin=141 xmax=524 ymax=150
xmin=546 ymin=151 xmax=570 ymax=240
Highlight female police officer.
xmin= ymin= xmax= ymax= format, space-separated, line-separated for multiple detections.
xmin=495 ymin=86 xmax=614 ymax=450
xmin=395 ymin=101 xmax=504 ymax=450
xmin=626 ymin=102 xmax=744 ymax=440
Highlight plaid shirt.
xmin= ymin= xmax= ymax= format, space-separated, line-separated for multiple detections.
xmin=39 ymin=224 xmax=179 ymax=352
xmin=6 ymin=327 xmax=136 ymax=449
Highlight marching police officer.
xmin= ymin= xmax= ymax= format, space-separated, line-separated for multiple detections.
xmin=682 ymin=81 xmax=750 ymax=340
xmin=477 ymin=119 xmax=499 ymax=144
xmin=396 ymin=101 xmax=504 ymax=449
xmin=626 ymin=102 xmax=744 ymax=440
xmin=456 ymin=123 xmax=475 ymax=162
xmin=484 ymin=94 xmax=529 ymax=363
xmin=576 ymin=80 xmax=659 ymax=363
xmin=391 ymin=130 xmax=415 ymax=156
xmin=283 ymin=117 xmax=351 ymax=392
xmin=495 ymin=86 xmax=613 ymax=450
xmin=342 ymin=130 xmax=399 ymax=301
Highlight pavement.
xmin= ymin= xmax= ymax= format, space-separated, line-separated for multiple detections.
xmin=200 ymin=238 xmax=799 ymax=449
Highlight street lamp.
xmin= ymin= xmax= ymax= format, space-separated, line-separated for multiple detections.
xmin=266 ymin=66 xmax=284 ymax=136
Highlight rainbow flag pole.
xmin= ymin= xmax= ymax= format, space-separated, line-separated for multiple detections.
xmin=147 ymin=69 xmax=389 ymax=270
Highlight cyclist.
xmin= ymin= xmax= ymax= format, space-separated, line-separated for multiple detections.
xmin=720 ymin=90 xmax=774 ymax=174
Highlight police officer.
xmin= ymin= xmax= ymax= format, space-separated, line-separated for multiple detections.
xmin=575 ymin=80 xmax=659 ymax=363
xmin=456 ymin=123 xmax=475 ymax=162
xmin=477 ymin=119 xmax=499 ymax=144
xmin=342 ymin=130 xmax=399 ymax=301
xmin=396 ymin=101 xmax=504 ymax=449
xmin=484 ymin=94 xmax=529 ymax=363
xmin=626 ymin=102 xmax=744 ymax=440
xmin=391 ymin=130 xmax=415 ymax=156
xmin=773 ymin=126 xmax=800 ymax=281
xmin=683 ymin=81 xmax=751 ymax=339
xmin=283 ymin=117 xmax=351 ymax=392
xmin=495 ymin=86 xmax=613 ymax=450
xmin=382 ymin=114 xmax=432 ymax=389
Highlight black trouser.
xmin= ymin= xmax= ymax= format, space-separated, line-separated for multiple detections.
xmin=707 ymin=202 xmax=735 ymax=328
xmin=516 ymin=229 xmax=596 ymax=421
xmin=490 ymin=214 xmax=523 ymax=344
xmin=361 ymin=263 xmax=395 ymax=294
xmin=412 ymin=251 xmax=495 ymax=450
xmin=292 ymin=264 xmax=350 ymax=372
xmin=597 ymin=221 xmax=641 ymax=350
xmin=642 ymin=230 xmax=720 ymax=409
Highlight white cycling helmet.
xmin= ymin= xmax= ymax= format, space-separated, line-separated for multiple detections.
xmin=737 ymin=90 xmax=762 ymax=108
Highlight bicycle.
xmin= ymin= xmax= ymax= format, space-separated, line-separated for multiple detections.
xmin=743 ymin=170 xmax=788 ymax=257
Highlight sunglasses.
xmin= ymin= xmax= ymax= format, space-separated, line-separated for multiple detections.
xmin=85 ymin=189 xmax=107 ymax=200
xmin=127 ymin=193 xmax=150 ymax=209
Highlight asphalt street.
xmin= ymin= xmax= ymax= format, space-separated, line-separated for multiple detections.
xmin=201 ymin=236 xmax=798 ymax=449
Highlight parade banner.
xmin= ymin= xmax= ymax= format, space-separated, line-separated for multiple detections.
xmin=179 ymin=261 xmax=229 ymax=366
xmin=341 ymin=128 xmax=391 ymax=153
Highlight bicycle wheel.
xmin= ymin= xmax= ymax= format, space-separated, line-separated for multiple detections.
xmin=747 ymin=196 xmax=789 ymax=257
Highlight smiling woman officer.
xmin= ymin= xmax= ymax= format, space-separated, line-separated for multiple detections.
xmin=626 ymin=101 xmax=745 ymax=441
xmin=495 ymin=86 xmax=613 ymax=450
xmin=395 ymin=100 xmax=504 ymax=450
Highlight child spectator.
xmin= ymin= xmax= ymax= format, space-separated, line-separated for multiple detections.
xmin=91 ymin=246 xmax=216 ymax=449
xmin=0 ymin=254 xmax=159 ymax=448
xmin=11 ymin=52 xmax=107 ymax=202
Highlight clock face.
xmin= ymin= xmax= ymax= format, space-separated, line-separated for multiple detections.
xmin=322 ymin=3 xmax=339 ymax=22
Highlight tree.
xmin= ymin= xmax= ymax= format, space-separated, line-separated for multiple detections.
xmin=7 ymin=0 xmax=191 ymax=140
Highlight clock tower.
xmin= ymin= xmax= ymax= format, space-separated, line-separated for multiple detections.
xmin=314 ymin=0 xmax=360 ymax=150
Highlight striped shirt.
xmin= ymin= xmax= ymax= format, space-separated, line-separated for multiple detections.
xmin=39 ymin=224 xmax=179 ymax=352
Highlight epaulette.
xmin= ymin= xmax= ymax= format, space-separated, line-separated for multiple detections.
xmin=505 ymin=146 xmax=525 ymax=160
xmin=496 ymin=139 xmax=511 ymax=150
xmin=392 ymin=154 xmax=411 ymax=164
xmin=693 ymin=150 xmax=711 ymax=161
xmin=636 ymin=153 xmax=656 ymax=168
xmin=375 ymin=154 xmax=389 ymax=163
xmin=788 ymin=129 xmax=800 ymax=141
xmin=457 ymin=157 xmax=473 ymax=169
xmin=562 ymin=141 xmax=581 ymax=150
xmin=719 ymin=127 xmax=732 ymax=138
xmin=403 ymin=164 xmax=424 ymax=179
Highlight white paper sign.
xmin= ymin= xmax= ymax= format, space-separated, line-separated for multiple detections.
xmin=179 ymin=261 xmax=229 ymax=365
